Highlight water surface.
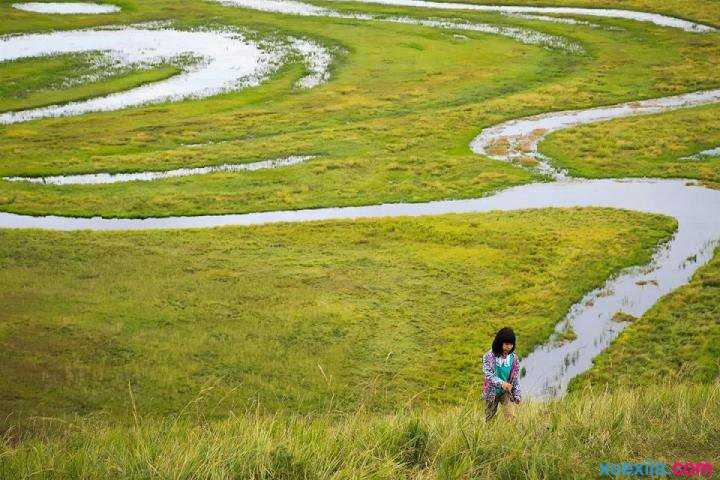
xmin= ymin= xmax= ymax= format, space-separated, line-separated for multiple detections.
xmin=0 ymin=26 xmax=332 ymax=124
xmin=12 ymin=2 xmax=120 ymax=14
xmin=338 ymin=0 xmax=717 ymax=32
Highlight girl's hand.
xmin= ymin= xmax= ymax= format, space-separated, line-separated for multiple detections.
xmin=502 ymin=382 xmax=512 ymax=392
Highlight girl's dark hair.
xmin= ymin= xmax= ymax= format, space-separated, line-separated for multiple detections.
xmin=492 ymin=327 xmax=516 ymax=356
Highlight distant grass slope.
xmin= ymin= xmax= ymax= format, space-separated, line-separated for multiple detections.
xmin=0 ymin=209 xmax=675 ymax=422
xmin=572 ymin=246 xmax=720 ymax=391
xmin=541 ymin=104 xmax=720 ymax=189
xmin=2 ymin=383 xmax=718 ymax=479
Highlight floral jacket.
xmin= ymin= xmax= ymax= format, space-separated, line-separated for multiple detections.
xmin=482 ymin=349 xmax=521 ymax=403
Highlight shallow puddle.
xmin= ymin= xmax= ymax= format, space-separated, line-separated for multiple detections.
xmin=680 ymin=146 xmax=720 ymax=161
xmin=12 ymin=2 xmax=120 ymax=14
xmin=501 ymin=12 xmax=607 ymax=29
xmin=215 ymin=0 xmax=331 ymax=15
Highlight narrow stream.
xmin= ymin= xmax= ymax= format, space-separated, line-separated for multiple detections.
xmin=214 ymin=0 xmax=717 ymax=32
xmin=336 ymin=0 xmax=718 ymax=32
xmin=471 ymin=89 xmax=720 ymax=179
xmin=2 ymin=156 xmax=313 ymax=185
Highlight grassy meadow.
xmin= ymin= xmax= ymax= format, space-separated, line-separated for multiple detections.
xmin=0 ymin=209 xmax=675 ymax=422
xmin=2 ymin=0 xmax=720 ymax=477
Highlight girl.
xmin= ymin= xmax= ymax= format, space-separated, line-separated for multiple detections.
xmin=482 ymin=327 xmax=521 ymax=421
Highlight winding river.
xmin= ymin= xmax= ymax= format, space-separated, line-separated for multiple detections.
xmin=1 ymin=2 xmax=719 ymax=397
xmin=337 ymin=0 xmax=717 ymax=32
xmin=212 ymin=0 xmax=584 ymax=51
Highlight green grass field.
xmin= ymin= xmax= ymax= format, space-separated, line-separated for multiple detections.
xmin=0 ymin=209 xmax=675 ymax=422
xmin=2 ymin=0 xmax=720 ymax=477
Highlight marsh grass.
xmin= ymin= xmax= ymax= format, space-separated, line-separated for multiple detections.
xmin=0 ymin=209 xmax=675 ymax=421
xmin=1 ymin=382 xmax=718 ymax=479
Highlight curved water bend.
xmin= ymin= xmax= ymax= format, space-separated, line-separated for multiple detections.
xmin=12 ymin=2 xmax=121 ymax=14
xmin=0 ymin=26 xmax=332 ymax=124
xmin=339 ymin=0 xmax=717 ymax=32
xmin=471 ymin=89 xmax=720 ymax=178
xmin=0 ymin=177 xmax=715 ymax=229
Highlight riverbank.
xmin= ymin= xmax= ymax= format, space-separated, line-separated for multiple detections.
xmin=571 ymin=245 xmax=720 ymax=390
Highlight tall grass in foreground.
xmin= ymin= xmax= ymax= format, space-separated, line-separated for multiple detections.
xmin=2 ymin=383 xmax=718 ymax=479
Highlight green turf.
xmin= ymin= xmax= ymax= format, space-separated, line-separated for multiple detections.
xmin=0 ymin=209 xmax=675 ymax=421
xmin=1 ymin=0 xmax=720 ymax=470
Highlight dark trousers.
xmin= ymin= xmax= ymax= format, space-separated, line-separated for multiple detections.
xmin=485 ymin=392 xmax=513 ymax=421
